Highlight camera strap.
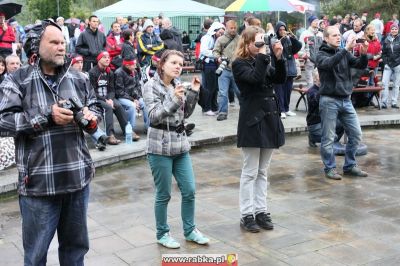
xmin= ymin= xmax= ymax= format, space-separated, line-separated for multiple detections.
xmin=220 ymin=36 xmax=235 ymax=55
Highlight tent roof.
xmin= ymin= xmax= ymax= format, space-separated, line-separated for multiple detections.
xmin=94 ymin=0 xmax=225 ymax=18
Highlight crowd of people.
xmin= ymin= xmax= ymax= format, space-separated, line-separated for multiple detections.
xmin=0 ymin=9 xmax=398 ymax=265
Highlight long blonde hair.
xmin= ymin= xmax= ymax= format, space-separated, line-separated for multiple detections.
xmin=234 ymin=26 xmax=265 ymax=59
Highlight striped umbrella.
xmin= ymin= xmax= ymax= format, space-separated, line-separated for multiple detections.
xmin=225 ymin=0 xmax=295 ymax=12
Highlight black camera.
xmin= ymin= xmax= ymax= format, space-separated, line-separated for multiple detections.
xmin=255 ymin=33 xmax=279 ymax=48
xmin=216 ymin=56 xmax=230 ymax=76
xmin=59 ymin=97 xmax=98 ymax=134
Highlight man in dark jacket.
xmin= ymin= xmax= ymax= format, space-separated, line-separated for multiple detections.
xmin=0 ymin=20 xmax=102 ymax=265
xmin=115 ymin=55 xmax=146 ymax=140
xmin=161 ymin=17 xmax=183 ymax=52
xmin=316 ymin=26 xmax=369 ymax=180
xmin=272 ymin=21 xmax=302 ymax=119
xmin=121 ymin=29 xmax=137 ymax=60
xmin=89 ymin=51 xmax=128 ymax=144
xmin=76 ymin=15 xmax=106 ymax=72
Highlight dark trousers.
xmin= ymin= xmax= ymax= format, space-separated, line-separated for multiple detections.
xmin=200 ymin=67 xmax=219 ymax=112
xmin=19 ymin=186 xmax=90 ymax=266
xmin=274 ymin=77 xmax=294 ymax=113
xmin=98 ymin=99 xmax=128 ymax=136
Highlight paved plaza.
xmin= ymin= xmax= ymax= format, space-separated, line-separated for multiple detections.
xmin=1 ymin=129 xmax=400 ymax=265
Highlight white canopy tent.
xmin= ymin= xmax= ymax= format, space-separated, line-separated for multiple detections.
xmin=94 ymin=0 xmax=225 ymax=19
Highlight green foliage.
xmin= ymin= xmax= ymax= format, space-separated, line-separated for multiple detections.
xmin=320 ymin=0 xmax=400 ymax=20
xmin=26 ymin=0 xmax=71 ymax=20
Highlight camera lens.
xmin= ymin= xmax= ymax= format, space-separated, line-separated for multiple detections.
xmin=254 ymin=42 xmax=265 ymax=48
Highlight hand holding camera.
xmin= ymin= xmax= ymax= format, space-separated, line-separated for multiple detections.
xmin=174 ymin=83 xmax=186 ymax=100
xmin=52 ymin=101 xmax=74 ymax=125
xmin=272 ymin=41 xmax=283 ymax=60
xmin=57 ymin=97 xmax=98 ymax=134
xmin=191 ymin=77 xmax=201 ymax=92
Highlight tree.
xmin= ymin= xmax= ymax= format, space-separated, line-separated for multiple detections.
xmin=27 ymin=0 xmax=71 ymax=20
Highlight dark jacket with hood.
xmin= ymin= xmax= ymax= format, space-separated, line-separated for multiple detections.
xmin=160 ymin=29 xmax=181 ymax=51
xmin=114 ymin=66 xmax=141 ymax=101
xmin=272 ymin=21 xmax=302 ymax=77
xmin=162 ymin=27 xmax=183 ymax=52
xmin=382 ymin=34 xmax=400 ymax=68
xmin=316 ymin=41 xmax=368 ymax=97
xmin=121 ymin=40 xmax=137 ymax=60
xmin=76 ymin=27 xmax=106 ymax=63
xmin=232 ymin=53 xmax=286 ymax=148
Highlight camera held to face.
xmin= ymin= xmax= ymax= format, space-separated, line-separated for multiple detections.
xmin=59 ymin=97 xmax=98 ymax=134
xmin=255 ymin=33 xmax=279 ymax=48
xmin=215 ymin=56 xmax=230 ymax=76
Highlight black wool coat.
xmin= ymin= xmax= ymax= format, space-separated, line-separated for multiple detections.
xmin=232 ymin=53 xmax=286 ymax=148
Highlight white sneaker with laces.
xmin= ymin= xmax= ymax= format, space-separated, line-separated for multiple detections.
xmin=280 ymin=112 xmax=286 ymax=119
xmin=285 ymin=110 xmax=296 ymax=116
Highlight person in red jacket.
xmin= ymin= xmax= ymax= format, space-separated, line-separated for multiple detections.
xmin=0 ymin=13 xmax=16 ymax=58
xmin=364 ymin=24 xmax=382 ymax=85
xmin=106 ymin=22 xmax=124 ymax=69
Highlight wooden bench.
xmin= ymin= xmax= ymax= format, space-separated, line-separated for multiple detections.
xmin=293 ymin=84 xmax=309 ymax=111
xmin=182 ymin=65 xmax=196 ymax=74
xmin=352 ymin=86 xmax=383 ymax=109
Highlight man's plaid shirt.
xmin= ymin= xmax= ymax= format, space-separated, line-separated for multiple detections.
xmin=0 ymin=63 xmax=102 ymax=196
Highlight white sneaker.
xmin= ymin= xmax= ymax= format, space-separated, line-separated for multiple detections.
xmin=285 ymin=111 xmax=296 ymax=116
xmin=204 ymin=111 xmax=216 ymax=116
xmin=280 ymin=112 xmax=286 ymax=119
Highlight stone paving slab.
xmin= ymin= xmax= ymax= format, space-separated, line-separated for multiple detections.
xmin=2 ymin=129 xmax=400 ymax=264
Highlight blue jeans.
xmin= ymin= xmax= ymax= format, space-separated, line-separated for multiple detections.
xmin=274 ymin=77 xmax=294 ymax=113
xmin=147 ymin=152 xmax=196 ymax=239
xmin=90 ymin=128 xmax=106 ymax=143
xmin=217 ymin=69 xmax=240 ymax=114
xmin=119 ymin=98 xmax=149 ymax=130
xmin=19 ymin=185 xmax=90 ymax=266
xmin=308 ymin=121 xmax=344 ymax=144
xmin=381 ymin=64 xmax=400 ymax=106
xmin=319 ymin=96 xmax=362 ymax=172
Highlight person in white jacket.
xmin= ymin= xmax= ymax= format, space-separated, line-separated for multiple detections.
xmin=56 ymin=17 xmax=70 ymax=51
xmin=199 ymin=21 xmax=225 ymax=116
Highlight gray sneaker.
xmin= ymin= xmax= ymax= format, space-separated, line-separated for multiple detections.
xmin=325 ymin=169 xmax=342 ymax=180
xmin=343 ymin=166 xmax=368 ymax=177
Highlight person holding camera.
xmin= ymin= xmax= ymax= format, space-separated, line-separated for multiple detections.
xmin=0 ymin=20 xmax=102 ymax=265
xmin=143 ymin=49 xmax=209 ymax=248
xmin=232 ymin=26 xmax=286 ymax=232
xmin=212 ymin=20 xmax=241 ymax=121
xmin=272 ymin=21 xmax=302 ymax=119
xmin=316 ymin=26 xmax=369 ymax=180
xmin=199 ymin=22 xmax=225 ymax=116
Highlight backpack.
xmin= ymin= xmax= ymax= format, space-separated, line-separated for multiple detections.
xmin=306 ymin=34 xmax=323 ymax=64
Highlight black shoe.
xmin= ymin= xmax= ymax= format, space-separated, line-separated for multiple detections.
xmin=255 ymin=212 xmax=274 ymax=230
xmin=308 ymin=136 xmax=317 ymax=147
xmin=382 ymin=103 xmax=387 ymax=109
xmin=217 ymin=113 xmax=227 ymax=121
xmin=240 ymin=215 xmax=260 ymax=233
xmin=96 ymin=135 xmax=108 ymax=151
xmin=185 ymin=123 xmax=195 ymax=131
xmin=392 ymin=104 xmax=399 ymax=109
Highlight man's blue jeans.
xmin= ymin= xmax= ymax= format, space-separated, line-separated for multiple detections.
xmin=19 ymin=185 xmax=90 ymax=266
xmin=147 ymin=152 xmax=196 ymax=240
xmin=319 ymin=96 xmax=362 ymax=172
xmin=217 ymin=69 xmax=240 ymax=114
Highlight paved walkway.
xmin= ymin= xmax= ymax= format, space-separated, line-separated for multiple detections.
xmin=1 ymin=129 xmax=400 ymax=265
xmin=1 ymin=77 xmax=400 ymax=194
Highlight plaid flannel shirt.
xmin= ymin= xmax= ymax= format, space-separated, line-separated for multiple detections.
xmin=143 ymin=74 xmax=199 ymax=156
xmin=0 ymin=63 xmax=102 ymax=196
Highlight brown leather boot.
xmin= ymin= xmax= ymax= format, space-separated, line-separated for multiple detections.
xmin=107 ymin=134 xmax=121 ymax=145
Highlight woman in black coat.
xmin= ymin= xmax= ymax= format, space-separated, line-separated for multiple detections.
xmin=232 ymin=26 xmax=286 ymax=233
